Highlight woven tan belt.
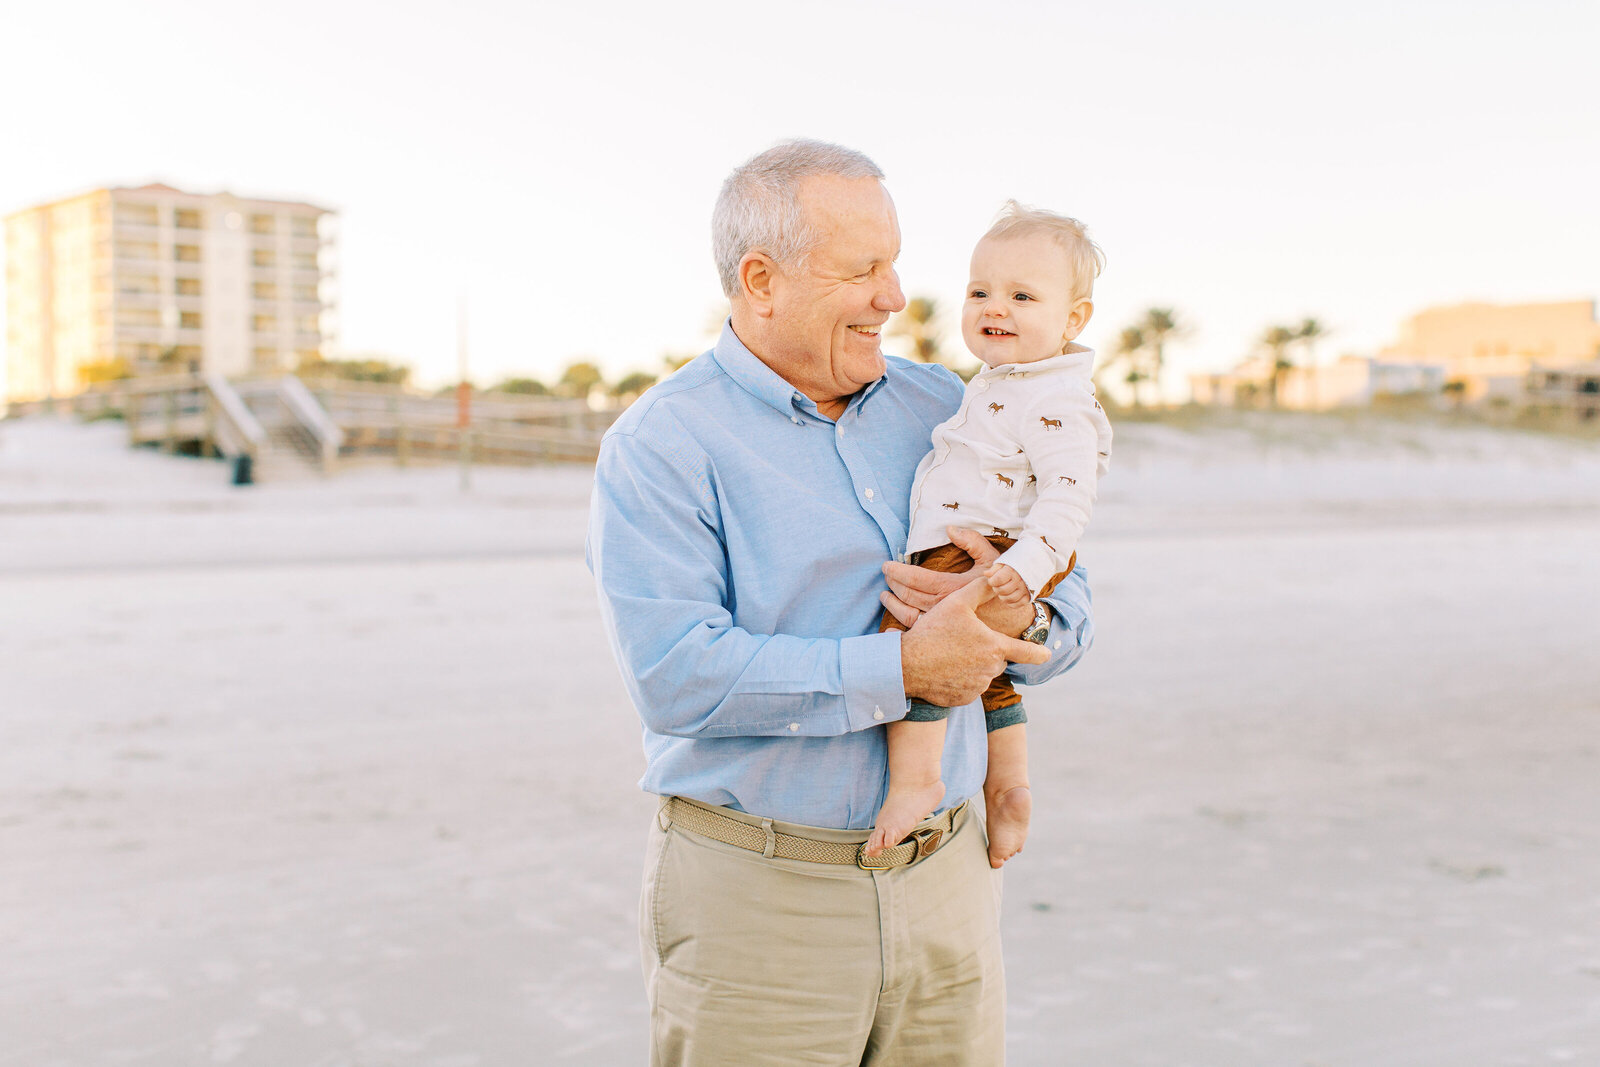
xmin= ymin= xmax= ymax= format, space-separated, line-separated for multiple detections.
xmin=663 ymin=796 xmax=962 ymax=870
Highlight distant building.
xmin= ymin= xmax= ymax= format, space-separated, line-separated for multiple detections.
xmin=1526 ymin=361 xmax=1600 ymax=422
xmin=1188 ymin=355 xmax=1444 ymax=410
xmin=1379 ymin=299 xmax=1600 ymax=403
xmin=4 ymin=183 xmax=335 ymax=403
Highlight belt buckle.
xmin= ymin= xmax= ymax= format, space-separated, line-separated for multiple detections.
xmin=855 ymin=824 xmax=945 ymax=870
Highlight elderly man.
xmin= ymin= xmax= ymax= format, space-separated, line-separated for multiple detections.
xmin=587 ymin=140 xmax=1095 ymax=1065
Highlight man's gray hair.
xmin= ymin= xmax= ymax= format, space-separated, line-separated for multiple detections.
xmin=712 ymin=139 xmax=885 ymax=298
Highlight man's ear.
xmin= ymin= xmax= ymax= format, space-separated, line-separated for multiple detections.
xmin=739 ymin=252 xmax=778 ymax=319
xmin=1063 ymin=299 xmax=1094 ymax=344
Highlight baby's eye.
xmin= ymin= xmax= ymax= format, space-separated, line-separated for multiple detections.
xmin=1013 ymin=292 xmax=1033 ymax=302
xmin=968 ymin=288 xmax=987 ymax=299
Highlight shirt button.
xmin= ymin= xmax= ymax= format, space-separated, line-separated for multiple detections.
xmin=788 ymin=723 xmax=800 ymax=732
xmin=791 ymin=416 xmax=802 ymax=425
xmin=837 ymin=425 xmax=846 ymax=436
xmin=864 ymin=488 xmax=875 ymax=501
xmin=873 ymin=707 xmax=885 ymax=721
xmin=1053 ymin=640 xmax=1062 ymax=650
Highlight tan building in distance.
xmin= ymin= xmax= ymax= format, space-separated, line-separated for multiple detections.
xmin=5 ymin=183 xmax=335 ymax=403
xmin=1379 ymin=299 xmax=1600 ymax=402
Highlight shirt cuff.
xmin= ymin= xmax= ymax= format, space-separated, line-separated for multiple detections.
xmin=995 ymin=538 xmax=1058 ymax=596
xmin=1007 ymin=594 xmax=1091 ymax=685
xmin=840 ymin=630 xmax=907 ymax=731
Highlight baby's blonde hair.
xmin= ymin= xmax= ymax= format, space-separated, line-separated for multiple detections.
xmin=982 ymin=200 xmax=1104 ymax=304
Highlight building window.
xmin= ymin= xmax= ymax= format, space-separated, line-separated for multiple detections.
xmin=175 ymin=277 xmax=202 ymax=296
xmin=293 ymin=284 xmax=319 ymax=303
xmin=116 ymin=307 xmax=162 ymax=327
xmin=179 ymin=311 xmax=202 ymax=330
xmin=253 ymin=281 xmax=278 ymax=300
xmin=252 ymin=248 xmax=275 ymax=268
xmin=291 ymin=251 xmax=318 ymax=271
xmin=119 ymin=274 xmax=160 ymax=295
xmin=295 ymin=315 xmax=320 ymax=335
xmin=174 ymin=244 xmax=201 ymax=262
xmin=253 ymin=346 xmax=280 ymax=368
xmin=175 ymin=208 xmax=202 ymax=229
xmin=291 ymin=216 xmax=318 ymax=238
xmin=116 ymin=241 xmax=159 ymax=261
xmin=253 ymin=315 xmax=278 ymax=333
xmin=115 ymin=204 xmax=159 ymax=227
xmin=250 ymin=213 xmax=276 ymax=234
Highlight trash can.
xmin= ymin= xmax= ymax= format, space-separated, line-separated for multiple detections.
xmin=231 ymin=453 xmax=254 ymax=486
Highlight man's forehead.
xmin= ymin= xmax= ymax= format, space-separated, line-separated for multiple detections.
xmin=800 ymin=174 xmax=897 ymax=226
xmin=799 ymin=176 xmax=900 ymax=264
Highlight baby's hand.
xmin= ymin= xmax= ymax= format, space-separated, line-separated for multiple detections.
xmin=985 ymin=563 xmax=1031 ymax=606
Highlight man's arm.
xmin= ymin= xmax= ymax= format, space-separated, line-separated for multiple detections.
xmin=881 ymin=528 xmax=1095 ymax=687
xmin=588 ymin=431 xmax=1042 ymax=738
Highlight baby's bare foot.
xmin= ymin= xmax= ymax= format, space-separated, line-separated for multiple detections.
xmin=865 ymin=779 xmax=946 ymax=857
xmin=985 ymin=785 xmax=1032 ymax=868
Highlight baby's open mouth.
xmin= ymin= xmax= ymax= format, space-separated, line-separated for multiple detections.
xmin=983 ymin=328 xmax=1015 ymax=336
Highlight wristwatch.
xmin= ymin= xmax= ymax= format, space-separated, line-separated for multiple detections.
xmin=1020 ymin=600 xmax=1051 ymax=645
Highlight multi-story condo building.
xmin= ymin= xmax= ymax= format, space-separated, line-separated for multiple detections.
xmin=1378 ymin=299 xmax=1600 ymax=401
xmin=5 ymin=183 xmax=335 ymax=403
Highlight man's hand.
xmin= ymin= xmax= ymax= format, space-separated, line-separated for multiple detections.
xmin=900 ymin=574 xmax=1050 ymax=708
xmin=881 ymin=527 xmax=1034 ymax=637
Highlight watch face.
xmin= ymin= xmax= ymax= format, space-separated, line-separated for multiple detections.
xmin=1022 ymin=603 xmax=1050 ymax=643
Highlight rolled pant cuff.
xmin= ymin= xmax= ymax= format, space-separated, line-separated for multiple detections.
xmin=904 ymin=700 xmax=952 ymax=722
xmin=985 ymin=703 xmax=1027 ymax=732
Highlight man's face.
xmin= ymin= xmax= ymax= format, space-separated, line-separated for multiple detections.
xmin=765 ymin=175 xmax=906 ymax=409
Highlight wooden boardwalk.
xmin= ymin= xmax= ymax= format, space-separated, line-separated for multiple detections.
xmin=4 ymin=374 xmax=615 ymax=476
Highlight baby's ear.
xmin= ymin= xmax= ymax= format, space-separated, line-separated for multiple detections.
xmin=1063 ymin=298 xmax=1094 ymax=344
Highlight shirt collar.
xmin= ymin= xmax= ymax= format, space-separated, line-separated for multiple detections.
xmin=972 ymin=343 xmax=1097 ymax=378
xmin=711 ymin=320 xmax=889 ymax=419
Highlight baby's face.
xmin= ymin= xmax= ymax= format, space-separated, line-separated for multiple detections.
xmin=962 ymin=233 xmax=1089 ymax=368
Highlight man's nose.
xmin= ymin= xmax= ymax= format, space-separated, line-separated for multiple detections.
xmin=874 ymin=268 xmax=906 ymax=313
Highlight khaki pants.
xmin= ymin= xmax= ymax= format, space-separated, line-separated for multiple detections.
xmin=641 ymin=799 xmax=1006 ymax=1066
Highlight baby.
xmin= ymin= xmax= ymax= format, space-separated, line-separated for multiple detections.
xmin=869 ymin=201 xmax=1113 ymax=868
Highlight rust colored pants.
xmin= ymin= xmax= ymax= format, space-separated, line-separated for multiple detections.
xmin=880 ymin=535 xmax=1074 ymax=721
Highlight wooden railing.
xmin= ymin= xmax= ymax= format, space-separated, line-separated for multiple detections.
xmin=3 ymin=375 xmax=615 ymax=468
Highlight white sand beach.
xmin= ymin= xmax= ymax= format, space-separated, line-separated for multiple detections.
xmin=2 ymin=413 xmax=1598 ymax=1066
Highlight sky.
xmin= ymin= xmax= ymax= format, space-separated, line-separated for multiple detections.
xmin=3 ymin=0 xmax=1597 ymax=394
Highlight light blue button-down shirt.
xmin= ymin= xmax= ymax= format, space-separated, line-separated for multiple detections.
xmin=586 ymin=323 xmax=1095 ymax=830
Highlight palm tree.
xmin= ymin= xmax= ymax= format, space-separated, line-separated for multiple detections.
xmin=1261 ymin=326 xmax=1298 ymax=407
xmin=1113 ymin=326 xmax=1147 ymax=408
xmin=890 ymin=296 xmax=946 ymax=365
xmin=1296 ymin=317 xmax=1327 ymax=409
xmin=1138 ymin=308 xmax=1180 ymax=407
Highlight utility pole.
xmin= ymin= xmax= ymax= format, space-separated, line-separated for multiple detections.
xmin=457 ymin=291 xmax=471 ymax=492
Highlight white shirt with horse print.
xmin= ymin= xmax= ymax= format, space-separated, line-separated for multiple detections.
xmin=904 ymin=344 xmax=1113 ymax=596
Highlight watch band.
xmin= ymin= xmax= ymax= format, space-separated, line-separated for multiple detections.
xmin=1020 ymin=600 xmax=1051 ymax=644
